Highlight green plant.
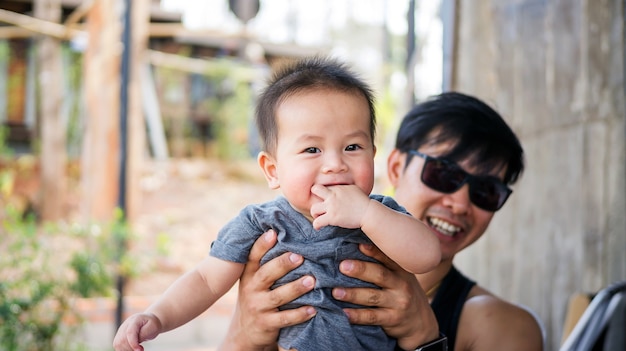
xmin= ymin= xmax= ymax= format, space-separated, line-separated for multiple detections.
xmin=0 ymin=207 xmax=80 ymax=351
xmin=0 ymin=198 xmax=138 ymax=350
xmin=0 ymin=126 xmax=14 ymax=158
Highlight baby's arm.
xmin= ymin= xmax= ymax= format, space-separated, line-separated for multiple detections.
xmin=310 ymin=184 xmax=439 ymax=274
xmin=113 ymin=257 xmax=243 ymax=351
xmin=359 ymin=200 xmax=440 ymax=274
xmin=146 ymin=256 xmax=243 ymax=331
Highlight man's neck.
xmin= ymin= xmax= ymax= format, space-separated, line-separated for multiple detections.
xmin=416 ymin=258 xmax=455 ymax=301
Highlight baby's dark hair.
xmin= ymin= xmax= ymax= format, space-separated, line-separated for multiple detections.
xmin=256 ymin=56 xmax=376 ymax=155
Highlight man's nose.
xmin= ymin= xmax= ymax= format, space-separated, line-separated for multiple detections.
xmin=442 ymin=183 xmax=471 ymax=214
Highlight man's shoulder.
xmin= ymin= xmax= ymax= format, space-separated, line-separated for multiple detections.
xmin=457 ymin=287 xmax=544 ymax=350
xmin=464 ymin=292 xmax=535 ymax=321
xmin=464 ymin=285 xmax=539 ymax=325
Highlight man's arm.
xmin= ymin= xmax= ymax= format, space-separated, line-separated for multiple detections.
xmin=219 ymin=230 xmax=317 ymax=351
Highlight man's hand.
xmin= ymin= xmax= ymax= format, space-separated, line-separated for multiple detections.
xmin=219 ymin=230 xmax=317 ymax=351
xmin=332 ymin=244 xmax=439 ymax=350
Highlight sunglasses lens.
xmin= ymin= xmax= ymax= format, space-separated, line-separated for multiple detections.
xmin=421 ymin=159 xmax=466 ymax=193
xmin=469 ymin=177 xmax=510 ymax=211
xmin=419 ymin=154 xmax=511 ymax=211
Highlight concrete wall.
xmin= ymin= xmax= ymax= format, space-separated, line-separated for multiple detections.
xmin=450 ymin=0 xmax=626 ymax=349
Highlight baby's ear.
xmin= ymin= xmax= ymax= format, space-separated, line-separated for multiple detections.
xmin=257 ymin=152 xmax=280 ymax=189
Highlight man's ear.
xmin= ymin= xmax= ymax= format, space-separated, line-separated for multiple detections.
xmin=387 ymin=148 xmax=404 ymax=187
xmin=258 ymin=151 xmax=280 ymax=189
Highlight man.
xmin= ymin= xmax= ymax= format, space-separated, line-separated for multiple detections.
xmin=220 ymin=92 xmax=544 ymax=351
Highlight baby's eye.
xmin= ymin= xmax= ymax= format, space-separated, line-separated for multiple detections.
xmin=304 ymin=147 xmax=320 ymax=153
xmin=345 ymin=144 xmax=362 ymax=151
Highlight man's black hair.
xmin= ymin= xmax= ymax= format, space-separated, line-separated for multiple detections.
xmin=395 ymin=92 xmax=524 ymax=185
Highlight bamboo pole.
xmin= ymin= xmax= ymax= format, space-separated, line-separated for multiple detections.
xmin=147 ymin=49 xmax=258 ymax=81
xmin=125 ymin=0 xmax=150 ymax=223
xmin=80 ymin=0 xmax=121 ymax=222
xmin=64 ymin=0 xmax=95 ymax=28
xmin=35 ymin=0 xmax=66 ymax=221
xmin=0 ymin=8 xmax=83 ymax=40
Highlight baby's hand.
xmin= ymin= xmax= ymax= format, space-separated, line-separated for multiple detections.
xmin=112 ymin=313 xmax=162 ymax=351
xmin=310 ymin=184 xmax=370 ymax=230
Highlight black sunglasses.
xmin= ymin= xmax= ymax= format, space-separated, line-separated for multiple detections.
xmin=407 ymin=150 xmax=512 ymax=212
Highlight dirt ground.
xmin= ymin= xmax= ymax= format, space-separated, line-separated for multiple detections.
xmin=125 ymin=158 xmax=279 ymax=297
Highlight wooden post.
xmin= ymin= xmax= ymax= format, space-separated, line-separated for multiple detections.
xmin=34 ymin=0 xmax=66 ymax=221
xmin=126 ymin=0 xmax=150 ymax=223
xmin=80 ymin=0 xmax=121 ymax=222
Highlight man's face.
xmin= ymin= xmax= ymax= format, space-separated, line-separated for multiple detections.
xmin=387 ymin=142 xmax=505 ymax=262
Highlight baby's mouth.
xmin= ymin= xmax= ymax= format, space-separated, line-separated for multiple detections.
xmin=319 ymin=184 xmax=352 ymax=189
xmin=427 ymin=217 xmax=461 ymax=237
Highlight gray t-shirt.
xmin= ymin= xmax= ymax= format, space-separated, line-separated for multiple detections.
xmin=210 ymin=195 xmax=408 ymax=351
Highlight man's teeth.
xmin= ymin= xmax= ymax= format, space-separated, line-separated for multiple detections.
xmin=429 ymin=217 xmax=461 ymax=236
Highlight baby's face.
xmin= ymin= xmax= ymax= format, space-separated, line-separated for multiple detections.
xmin=268 ymin=88 xmax=375 ymax=220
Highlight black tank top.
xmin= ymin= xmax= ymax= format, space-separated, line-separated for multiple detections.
xmin=430 ymin=266 xmax=476 ymax=350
